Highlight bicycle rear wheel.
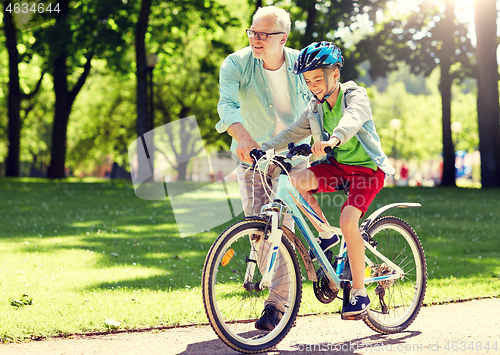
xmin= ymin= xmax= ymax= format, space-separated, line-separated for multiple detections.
xmin=363 ymin=216 xmax=427 ymax=334
xmin=202 ymin=219 xmax=302 ymax=353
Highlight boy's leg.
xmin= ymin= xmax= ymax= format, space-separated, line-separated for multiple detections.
xmin=340 ymin=168 xmax=385 ymax=317
xmin=291 ymin=165 xmax=340 ymax=260
xmin=340 ymin=206 xmax=364 ymax=289
xmin=290 ymin=169 xmax=328 ymax=232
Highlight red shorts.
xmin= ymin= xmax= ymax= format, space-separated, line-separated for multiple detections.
xmin=308 ymin=157 xmax=385 ymax=216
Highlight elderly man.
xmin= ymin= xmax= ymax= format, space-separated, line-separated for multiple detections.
xmin=215 ymin=6 xmax=311 ymax=331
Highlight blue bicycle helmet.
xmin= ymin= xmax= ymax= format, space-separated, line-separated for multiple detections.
xmin=293 ymin=41 xmax=344 ymax=75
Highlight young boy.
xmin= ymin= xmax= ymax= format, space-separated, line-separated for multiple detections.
xmin=260 ymin=41 xmax=395 ymax=317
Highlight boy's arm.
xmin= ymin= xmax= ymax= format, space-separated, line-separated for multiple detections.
xmin=332 ymin=86 xmax=372 ymax=145
xmin=261 ymin=108 xmax=312 ymax=151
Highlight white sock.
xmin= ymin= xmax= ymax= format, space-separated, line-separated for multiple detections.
xmin=351 ymin=288 xmax=367 ymax=297
xmin=319 ymin=231 xmax=334 ymax=239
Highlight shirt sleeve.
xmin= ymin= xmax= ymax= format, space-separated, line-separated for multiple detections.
xmin=215 ymin=57 xmax=245 ymax=133
xmin=333 ymin=86 xmax=372 ymax=145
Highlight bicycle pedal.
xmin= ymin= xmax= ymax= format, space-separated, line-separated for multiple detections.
xmin=341 ymin=312 xmax=367 ymax=321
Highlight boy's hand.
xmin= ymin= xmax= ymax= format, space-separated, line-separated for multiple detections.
xmin=311 ymin=137 xmax=340 ymax=156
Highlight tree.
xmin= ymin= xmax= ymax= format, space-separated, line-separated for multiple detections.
xmin=2 ymin=3 xmax=44 ymax=177
xmin=67 ymin=66 xmax=136 ymax=176
xmin=30 ymin=0 xmax=135 ymax=178
xmin=286 ymin=0 xmax=392 ymax=80
xmin=136 ymin=0 xmax=238 ymax=180
xmin=135 ymin=0 xmax=152 ymax=177
xmin=437 ymin=0 xmax=456 ymax=186
xmin=474 ymin=0 xmax=500 ymax=187
xmin=356 ymin=0 xmax=475 ymax=186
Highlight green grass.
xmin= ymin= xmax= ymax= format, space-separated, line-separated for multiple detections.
xmin=0 ymin=179 xmax=499 ymax=342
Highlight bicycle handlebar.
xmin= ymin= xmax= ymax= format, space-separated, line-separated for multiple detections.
xmin=250 ymin=143 xmax=333 ymax=167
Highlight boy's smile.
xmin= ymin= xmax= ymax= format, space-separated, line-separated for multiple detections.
xmin=303 ymin=68 xmax=340 ymax=105
xmin=303 ymin=70 xmax=328 ymax=100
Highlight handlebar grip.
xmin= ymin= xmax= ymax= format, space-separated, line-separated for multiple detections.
xmin=250 ymin=149 xmax=265 ymax=163
xmin=324 ymin=146 xmax=332 ymax=154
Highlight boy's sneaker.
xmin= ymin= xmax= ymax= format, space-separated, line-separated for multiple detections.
xmin=342 ymin=294 xmax=371 ymax=317
xmin=308 ymin=235 xmax=340 ymax=262
xmin=255 ymin=304 xmax=283 ymax=331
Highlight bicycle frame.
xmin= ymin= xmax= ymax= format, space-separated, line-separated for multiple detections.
xmin=248 ymin=160 xmax=419 ymax=292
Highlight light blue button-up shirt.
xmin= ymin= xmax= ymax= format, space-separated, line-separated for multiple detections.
xmin=216 ymin=46 xmax=312 ymax=157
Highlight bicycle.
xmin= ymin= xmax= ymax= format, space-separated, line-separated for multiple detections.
xmin=202 ymin=143 xmax=427 ymax=353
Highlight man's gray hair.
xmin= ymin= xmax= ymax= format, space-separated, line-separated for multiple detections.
xmin=253 ymin=6 xmax=291 ymax=34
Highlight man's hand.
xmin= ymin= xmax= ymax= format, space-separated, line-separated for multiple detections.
xmin=311 ymin=137 xmax=340 ymax=156
xmin=236 ymin=137 xmax=260 ymax=164
xmin=227 ymin=123 xmax=260 ymax=164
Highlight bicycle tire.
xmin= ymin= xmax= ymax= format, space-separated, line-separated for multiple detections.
xmin=202 ymin=219 xmax=302 ymax=353
xmin=363 ymin=216 xmax=427 ymax=334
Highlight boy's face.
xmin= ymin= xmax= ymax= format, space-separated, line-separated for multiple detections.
xmin=249 ymin=14 xmax=286 ymax=63
xmin=303 ymin=68 xmax=339 ymax=101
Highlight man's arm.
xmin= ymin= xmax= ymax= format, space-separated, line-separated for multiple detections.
xmin=227 ymin=122 xmax=260 ymax=164
xmin=216 ymin=55 xmax=261 ymax=164
xmin=216 ymin=57 xmax=245 ymax=134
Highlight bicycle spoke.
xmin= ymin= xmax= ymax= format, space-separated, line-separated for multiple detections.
xmin=203 ymin=220 xmax=302 ymax=351
xmin=363 ymin=217 xmax=426 ymax=333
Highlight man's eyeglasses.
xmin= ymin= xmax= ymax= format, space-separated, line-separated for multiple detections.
xmin=246 ymin=29 xmax=284 ymax=41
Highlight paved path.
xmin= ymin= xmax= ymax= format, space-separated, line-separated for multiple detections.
xmin=2 ymin=298 xmax=500 ymax=355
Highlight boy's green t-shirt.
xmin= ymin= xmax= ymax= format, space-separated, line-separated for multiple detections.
xmin=322 ymin=89 xmax=377 ymax=170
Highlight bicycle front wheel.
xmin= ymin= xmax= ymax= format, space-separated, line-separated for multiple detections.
xmin=202 ymin=219 xmax=302 ymax=353
xmin=363 ymin=216 xmax=427 ymax=334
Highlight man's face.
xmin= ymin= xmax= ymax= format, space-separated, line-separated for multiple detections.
xmin=249 ymin=14 xmax=286 ymax=62
xmin=303 ymin=68 xmax=339 ymax=101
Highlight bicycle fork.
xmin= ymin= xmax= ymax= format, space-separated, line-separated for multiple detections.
xmin=243 ymin=210 xmax=283 ymax=292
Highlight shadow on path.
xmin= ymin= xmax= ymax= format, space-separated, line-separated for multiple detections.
xmin=179 ymin=330 xmax=423 ymax=355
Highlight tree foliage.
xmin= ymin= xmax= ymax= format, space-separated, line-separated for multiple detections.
xmin=0 ymin=0 xmax=496 ymax=187
xmin=355 ymin=0 xmax=475 ymax=186
xmin=284 ymin=0 xmax=392 ymax=80
xmin=28 ymin=0 xmax=136 ymax=178
xmin=369 ymin=65 xmax=479 ymax=164
xmin=62 ymin=0 xmax=244 ymax=177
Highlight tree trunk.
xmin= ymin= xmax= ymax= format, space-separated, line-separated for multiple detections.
xmin=46 ymin=16 xmax=93 ymax=179
xmin=136 ymin=0 xmax=153 ymax=177
xmin=439 ymin=0 xmax=456 ymax=187
xmin=4 ymin=5 xmax=21 ymax=177
xmin=301 ymin=0 xmax=318 ymax=47
xmin=474 ymin=0 xmax=500 ymax=187
xmin=47 ymin=51 xmax=72 ymax=179
xmin=177 ymin=161 xmax=189 ymax=181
